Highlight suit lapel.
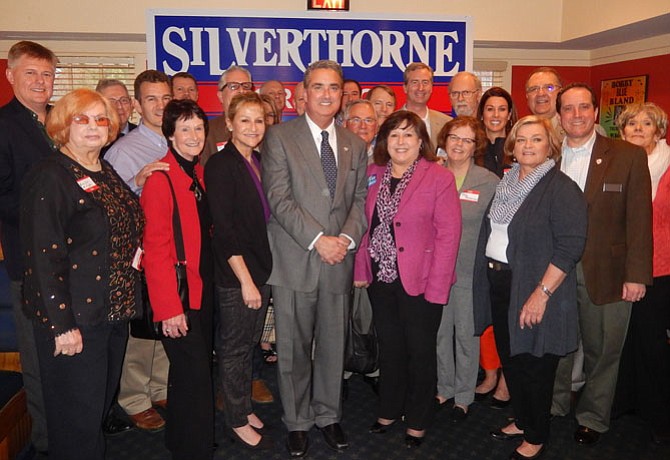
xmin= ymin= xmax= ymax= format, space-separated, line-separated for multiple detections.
xmin=584 ymin=135 xmax=609 ymax=203
xmin=293 ymin=118 xmax=330 ymax=193
xmin=397 ymin=158 xmax=430 ymax=214
xmin=334 ymin=126 xmax=353 ymax=202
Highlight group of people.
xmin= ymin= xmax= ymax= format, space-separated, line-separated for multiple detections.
xmin=1 ymin=39 xmax=668 ymax=460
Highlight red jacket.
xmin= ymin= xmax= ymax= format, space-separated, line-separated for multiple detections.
xmin=141 ymin=150 xmax=205 ymax=321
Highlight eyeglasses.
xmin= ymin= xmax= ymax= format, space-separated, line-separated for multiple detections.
xmin=347 ymin=117 xmax=376 ymax=125
xmin=220 ymin=81 xmax=253 ymax=92
xmin=108 ymin=97 xmax=132 ymax=106
xmin=72 ymin=114 xmax=111 ymax=127
xmin=526 ymin=84 xmax=561 ymax=94
xmin=446 ymin=134 xmax=476 ymax=146
xmin=449 ymin=90 xmax=478 ymax=99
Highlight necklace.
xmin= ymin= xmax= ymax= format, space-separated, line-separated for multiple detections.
xmin=62 ymin=145 xmax=101 ymax=171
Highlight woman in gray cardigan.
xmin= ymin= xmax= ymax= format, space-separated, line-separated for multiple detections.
xmin=435 ymin=117 xmax=499 ymax=421
xmin=473 ymin=116 xmax=587 ymax=460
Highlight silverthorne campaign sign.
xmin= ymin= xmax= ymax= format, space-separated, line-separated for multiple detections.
xmin=147 ymin=10 xmax=473 ymax=116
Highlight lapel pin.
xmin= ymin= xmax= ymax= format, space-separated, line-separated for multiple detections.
xmin=596 ymin=158 xmax=602 ymax=165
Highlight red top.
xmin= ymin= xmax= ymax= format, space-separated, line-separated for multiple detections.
xmin=653 ymin=168 xmax=670 ymax=277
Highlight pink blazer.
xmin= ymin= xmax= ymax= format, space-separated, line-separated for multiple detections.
xmin=354 ymin=158 xmax=462 ymax=304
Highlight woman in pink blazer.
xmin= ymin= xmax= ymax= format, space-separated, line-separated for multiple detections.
xmin=354 ymin=110 xmax=461 ymax=448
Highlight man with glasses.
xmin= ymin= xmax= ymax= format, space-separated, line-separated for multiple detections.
xmin=448 ymin=71 xmax=482 ymax=117
xmin=202 ymin=65 xmax=253 ymax=164
xmin=344 ymin=99 xmax=378 ymax=164
xmin=401 ymin=62 xmax=451 ymax=150
xmin=96 ymin=79 xmax=137 ymax=157
xmin=106 ymin=70 xmax=172 ymax=433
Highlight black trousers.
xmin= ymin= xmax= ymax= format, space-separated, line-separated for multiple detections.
xmin=216 ymin=284 xmax=270 ymax=427
xmin=160 ymin=300 xmax=214 ymax=460
xmin=489 ymin=267 xmax=559 ymax=445
xmin=614 ymin=275 xmax=670 ymax=430
xmin=368 ymin=279 xmax=443 ymax=431
xmin=33 ymin=320 xmax=127 ymax=460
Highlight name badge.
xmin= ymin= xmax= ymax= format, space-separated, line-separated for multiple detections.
xmin=603 ymin=183 xmax=623 ymax=192
xmin=76 ymin=176 xmax=99 ymax=193
xmin=131 ymin=247 xmax=143 ymax=271
xmin=368 ymin=174 xmax=377 ymax=188
xmin=216 ymin=141 xmax=228 ymax=152
xmin=460 ymin=189 xmax=480 ymax=202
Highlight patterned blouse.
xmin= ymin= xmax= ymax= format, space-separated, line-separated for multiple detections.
xmin=20 ymin=152 xmax=144 ymax=336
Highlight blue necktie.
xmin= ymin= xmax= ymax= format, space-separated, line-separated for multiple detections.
xmin=321 ymin=130 xmax=337 ymax=199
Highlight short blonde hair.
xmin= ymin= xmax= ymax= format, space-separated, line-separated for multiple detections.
xmin=615 ymin=102 xmax=668 ymax=139
xmin=505 ymin=115 xmax=561 ymax=161
xmin=46 ymin=88 xmax=119 ymax=147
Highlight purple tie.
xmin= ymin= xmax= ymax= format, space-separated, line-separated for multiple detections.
xmin=321 ymin=130 xmax=337 ymax=199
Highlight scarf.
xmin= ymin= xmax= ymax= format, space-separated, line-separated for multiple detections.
xmin=648 ymin=140 xmax=670 ymax=201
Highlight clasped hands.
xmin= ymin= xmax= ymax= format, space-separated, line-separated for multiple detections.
xmin=315 ymin=235 xmax=349 ymax=265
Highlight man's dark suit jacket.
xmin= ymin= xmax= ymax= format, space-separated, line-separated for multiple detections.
xmin=0 ymin=97 xmax=55 ymax=280
xmin=580 ymin=135 xmax=653 ymax=305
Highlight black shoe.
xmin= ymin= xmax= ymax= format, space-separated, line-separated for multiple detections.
xmin=342 ymin=379 xmax=349 ymax=401
xmin=574 ymin=425 xmax=601 ymax=445
xmin=405 ymin=433 xmax=424 ymax=448
xmin=509 ymin=444 xmax=545 ymax=459
xmin=319 ymin=423 xmax=349 ymax=451
xmin=369 ymin=420 xmax=396 ymax=434
xmin=474 ymin=389 xmax=494 ymax=401
xmin=286 ymin=431 xmax=309 ymax=458
xmin=450 ymin=405 xmax=468 ymax=422
xmin=363 ymin=376 xmax=380 ymax=395
xmin=435 ymin=397 xmax=454 ymax=411
xmin=490 ymin=396 xmax=511 ymax=409
xmin=102 ymin=412 xmax=133 ymax=436
xmin=490 ymin=429 xmax=524 ymax=441
xmin=229 ymin=427 xmax=274 ymax=451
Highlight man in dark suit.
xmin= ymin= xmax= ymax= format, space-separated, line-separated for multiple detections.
xmin=96 ymin=78 xmax=137 ymax=157
xmin=552 ymin=83 xmax=653 ymax=445
xmin=0 ymin=40 xmax=58 ymax=457
xmin=261 ymin=60 xmax=368 ymax=458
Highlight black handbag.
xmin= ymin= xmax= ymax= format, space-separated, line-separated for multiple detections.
xmin=344 ymin=287 xmax=379 ymax=374
xmin=130 ymin=172 xmax=190 ymax=339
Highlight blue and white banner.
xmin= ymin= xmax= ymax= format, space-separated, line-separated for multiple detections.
xmin=147 ymin=9 xmax=473 ymax=116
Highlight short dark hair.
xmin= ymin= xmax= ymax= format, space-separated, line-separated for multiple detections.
xmin=525 ymin=67 xmax=563 ymax=88
xmin=436 ymin=116 xmax=488 ymax=167
xmin=373 ymin=110 xmax=437 ymax=166
xmin=170 ymin=72 xmax=197 ymax=87
xmin=556 ymin=82 xmax=597 ymax=114
xmin=365 ymin=85 xmax=397 ymax=105
xmin=476 ymin=86 xmax=518 ymax=135
xmin=402 ymin=62 xmax=433 ymax=85
xmin=134 ymin=70 xmax=170 ymax=101
xmin=161 ymin=99 xmax=209 ymax=151
xmin=7 ymin=40 xmax=57 ymax=68
xmin=343 ymin=79 xmax=361 ymax=94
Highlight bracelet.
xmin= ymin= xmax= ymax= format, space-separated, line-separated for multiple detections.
xmin=538 ymin=283 xmax=553 ymax=298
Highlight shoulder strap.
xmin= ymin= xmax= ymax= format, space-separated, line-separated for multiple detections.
xmin=156 ymin=171 xmax=186 ymax=263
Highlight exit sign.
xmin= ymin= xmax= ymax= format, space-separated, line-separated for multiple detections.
xmin=308 ymin=0 xmax=350 ymax=11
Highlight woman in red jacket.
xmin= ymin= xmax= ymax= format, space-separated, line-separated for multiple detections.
xmin=141 ymin=99 xmax=214 ymax=460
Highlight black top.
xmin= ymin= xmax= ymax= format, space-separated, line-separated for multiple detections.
xmin=483 ymin=137 xmax=510 ymax=179
xmin=20 ymin=152 xmax=144 ymax=336
xmin=204 ymin=141 xmax=272 ymax=288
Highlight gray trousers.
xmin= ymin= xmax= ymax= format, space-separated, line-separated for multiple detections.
xmin=11 ymin=280 xmax=48 ymax=451
xmin=436 ymin=285 xmax=479 ymax=407
xmin=552 ymin=263 xmax=631 ymax=432
xmin=273 ymin=282 xmax=348 ymax=431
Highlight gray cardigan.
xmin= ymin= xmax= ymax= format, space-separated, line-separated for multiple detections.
xmin=473 ymin=167 xmax=587 ymax=357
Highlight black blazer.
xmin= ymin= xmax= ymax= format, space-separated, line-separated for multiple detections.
xmin=0 ymin=98 xmax=56 ymax=280
xmin=204 ymin=141 xmax=272 ymax=288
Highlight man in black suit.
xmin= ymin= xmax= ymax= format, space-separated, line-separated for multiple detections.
xmin=96 ymin=78 xmax=137 ymax=157
xmin=0 ymin=40 xmax=58 ymax=458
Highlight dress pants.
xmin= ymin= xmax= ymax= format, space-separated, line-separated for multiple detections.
xmin=273 ymin=281 xmax=348 ymax=431
xmin=118 ymin=333 xmax=169 ymax=415
xmin=614 ymin=275 xmax=670 ymax=431
xmin=368 ymin=279 xmax=443 ymax=430
xmin=160 ymin=304 xmax=214 ymax=460
xmin=10 ymin=280 xmax=48 ymax=452
xmin=437 ymin=285 xmax=479 ymax=407
xmin=217 ymin=284 xmax=270 ymax=427
xmin=552 ymin=263 xmax=631 ymax=432
xmin=488 ymin=267 xmax=559 ymax=445
xmin=33 ymin=321 xmax=127 ymax=460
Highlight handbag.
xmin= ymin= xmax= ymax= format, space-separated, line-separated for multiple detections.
xmin=130 ymin=172 xmax=190 ymax=339
xmin=344 ymin=287 xmax=379 ymax=374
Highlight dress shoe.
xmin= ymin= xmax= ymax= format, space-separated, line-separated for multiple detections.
xmin=474 ymin=389 xmax=494 ymax=401
xmin=363 ymin=375 xmax=380 ymax=395
xmin=251 ymin=379 xmax=274 ymax=404
xmin=319 ymin=423 xmax=349 ymax=451
xmin=509 ymin=444 xmax=545 ymax=459
xmin=152 ymin=399 xmax=167 ymax=410
xmin=490 ymin=396 xmax=511 ymax=409
xmin=369 ymin=420 xmax=396 ymax=434
xmin=490 ymin=428 xmax=524 ymax=441
xmin=450 ymin=405 xmax=468 ymax=422
xmin=574 ymin=425 xmax=601 ymax=445
xmin=286 ymin=430 xmax=309 ymax=458
xmin=405 ymin=433 xmax=424 ymax=448
xmin=129 ymin=407 xmax=165 ymax=432
xmin=102 ymin=412 xmax=133 ymax=436
xmin=229 ymin=427 xmax=274 ymax=450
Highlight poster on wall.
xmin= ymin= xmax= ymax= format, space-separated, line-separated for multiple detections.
xmin=599 ymin=75 xmax=648 ymax=138
xmin=146 ymin=9 xmax=472 ymax=118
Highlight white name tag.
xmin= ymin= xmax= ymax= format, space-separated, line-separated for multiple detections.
xmin=460 ymin=189 xmax=480 ymax=202
xmin=131 ymin=247 xmax=143 ymax=271
xmin=76 ymin=176 xmax=99 ymax=193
